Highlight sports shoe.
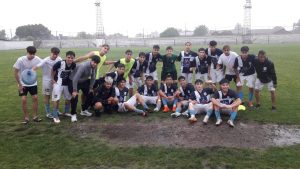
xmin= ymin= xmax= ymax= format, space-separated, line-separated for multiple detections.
xmin=215 ymin=119 xmax=222 ymax=126
xmin=154 ymin=107 xmax=160 ymax=112
xmin=145 ymin=108 xmax=153 ymax=114
xmin=63 ymin=113 xmax=72 ymax=117
xmin=254 ymin=104 xmax=261 ymax=109
xmin=21 ymin=118 xmax=30 ymax=124
xmin=171 ymin=112 xmax=181 ymax=118
xmin=80 ymin=110 xmax=92 ymax=117
xmin=271 ymin=106 xmax=277 ymax=112
xmin=181 ymin=110 xmax=189 ymax=117
xmin=53 ymin=118 xmax=60 ymax=124
xmin=142 ymin=112 xmax=148 ymax=117
xmin=172 ymin=106 xmax=176 ymax=112
xmin=203 ymin=115 xmax=209 ymax=124
xmin=33 ymin=116 xmax=42 ymax=122
xmin=227 ymin=120 xmax=234 ymax=127
xmin=188 ymin=116 xmax=197 ymax=123
xmin=71 ymin=114 xmax=77 ymax=122
xmin=163 ymin=106 xmax=169 ymax=113
xmin=46 ymin=113 xmax=53 ymax=119
xmin=248 ymin=102 xmax=254 ymax=108
xmin=57 ymin=111 xmax=62 ymax=116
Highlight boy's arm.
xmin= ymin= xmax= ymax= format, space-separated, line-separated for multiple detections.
xmin=33 ymin=58 xmax=45 ymax=70
xmin=74 ymin=51 xmax=95 ymax=63
xmin=14 ymin=68 xmax=23 ymax=91
xmin=269 ymin=62 xmax=277 ymax=87
xmin=104 ymin=60 xmax=116 ymax=65
xmin=158 ymin=90 xmax=168 ymax=98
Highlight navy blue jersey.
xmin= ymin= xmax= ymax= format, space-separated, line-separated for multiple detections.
xmin=234 ymin=54 xmax=256 ymax=76
xmin=205 ymin=48 xmax=223 ymax=69
xmin=178 ymin=51 xmax=197 ymax=73
xmin=95 ymin=85 xmax=116 ymax=102
xmin=160 ymin=83 xmax=178 ymax=96
xmin=213 ymin=89 xmax=238 ymax=105
xmin=138 ymin=84 xmax=158 ymax=96
xmin=178 ymin=84 xmax=195 ymax=100
xmin=115 ymin=87 xmax=129 ymax=103
xmin=193 ymin=56 xmax=211 ymax=74
xmin=131 ymin=60 xmax=148 ymax=78
xmin=190 ymin=88 xmax=214 ymax=104
xmin=145 ymin=52 xmax=161 ymax=73
xmin=53 ymin=60 xmax=76 ymax=86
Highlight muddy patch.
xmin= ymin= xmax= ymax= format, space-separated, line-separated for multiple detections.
xmin=69 ymin=117 xmax=300 ymax=149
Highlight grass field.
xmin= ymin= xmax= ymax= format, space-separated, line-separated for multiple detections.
xmin=0 ymin=43 xmax=300 ymax=168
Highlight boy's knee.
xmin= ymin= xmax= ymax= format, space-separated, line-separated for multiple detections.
xmin=94 ymin=102 xmax=102 ymax=110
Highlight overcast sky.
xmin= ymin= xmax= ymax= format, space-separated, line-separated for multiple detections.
xmin=0 ymin=0 xmax=299 ymax=37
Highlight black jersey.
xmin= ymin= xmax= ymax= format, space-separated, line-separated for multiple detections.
xmin=190 ymin=88 xmax=214 ymax=104
xmin=52 ymin=60 xmax=76 ymax=86
xmin=145 ymin=52 xmax=162 ymax=73
xmin=213 ymin=89 xmax=238 ymax=105
xmin=95 ymin=85 xmax=116 ymax=103
xmin=131 ymin=60 xmax=148 ymax=78
xmin=115 ymin=87 xmax=129 ymax=103
xmin=178 ymin=84 xmax=195 ymax=100
xmin=178 ymin=51 xmax=197 ymax=73
xmin=193 ymin=56 xmax=211 ymax=74
xmin=138 ymin=84 xmax=158 ymax=96
xmin=160 ymin=83 xmax=178 ymax=97
xmin=253 ymin=58 xmax=277 ymax=85
xmin=205 ymin=48 xmax=223 ymax=69
xmin=234 ymin=54 xmax=256 ymax=76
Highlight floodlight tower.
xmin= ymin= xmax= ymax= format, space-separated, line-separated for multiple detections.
xmin=95 ymin=0 xmax=104 ymax=38
xmin=242 ymin=0 xmax=252 ymax=43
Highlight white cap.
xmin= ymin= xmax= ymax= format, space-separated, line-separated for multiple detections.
xmin=104 ymin=76 xmax=113 ymax=84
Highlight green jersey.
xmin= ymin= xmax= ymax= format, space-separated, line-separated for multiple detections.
xmin=161 ymin=54 xmax=179 ymax=73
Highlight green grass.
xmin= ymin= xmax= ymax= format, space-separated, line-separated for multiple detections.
xmin=0 ymin=44 xmax=300 ymax=168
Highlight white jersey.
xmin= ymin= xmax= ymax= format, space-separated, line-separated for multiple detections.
xmin=218 ymin=51 xmax=238 ymax=75
xmin=37 ymin=56 xmax=62 ymax=81
xmin=13 ymin=55 xmax=42 ymax=87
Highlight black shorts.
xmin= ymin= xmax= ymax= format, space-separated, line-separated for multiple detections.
xmin=19 ymin=86 xmax=38 ymax=96
xmin=161 ymin=71 xmax=177 ymax=81
xmin=225 ymin=75 xmax=237 ymax=83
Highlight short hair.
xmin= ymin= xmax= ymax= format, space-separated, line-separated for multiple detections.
xmin=165 ymin=74 xmax=173 ymax=80
xmin=178 ymin=76 xmax=185 ymax=81
xmin=209 ymin=40 xmax=217 ymax=46
xmin=195 ymin=79 xmax=204 ymax=84
xmin=118 ymin=78 xmax=126 ymax=84
xmin=146 ymin=76 xmax=154 ymax=80
xmin=66 ymin=51 xmax=75 ymax=58
xmin=198 ymin=48 xmax=205 ymax=52
xmin=102 ymin=44 xmax=110 ymax=49
xmin=125 ymin=49 xmax=132 ymax=54
xmin=91 ymin=55 xmax=100 ymax=64
xmin=139 ymin=52 xmax=146 ymax=57
xmin=223 ymin=45 xmax=231 ymax=50
xmin=153 ymin=45 xmax=160 ymax=50
xmin=51 ymin=47 xmax=60 ymax=55
xmin=26 ymin=46 xmax=36 ymax=55
xmin=258 ymin=50 xmax=266 ymax=56
xmin=219 ymin=78 xmax=229 ymax=85
xmin=166 ymin=46 xmax=173 ymax=51
xmin=185 ymin=42 xmax=192 ymax=46
xmin=241 ymin=46 xmax=249 ymax=52
xmin=117 ymin=63 xmax=125 ymax=68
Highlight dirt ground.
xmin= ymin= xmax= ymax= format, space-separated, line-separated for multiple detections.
xmin=69 ymin=116 xmax=300 ymax=149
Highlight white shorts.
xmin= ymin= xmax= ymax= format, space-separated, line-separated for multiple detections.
xmin=42 ymin=79 xmax=52 ymax=95
xmin=210 ymin=68 xmax=224 ymax=84
xmin=195 ymin=73 xmax=208 ymax=82
xmin=190 ymin=102 xmax=212 ymax=114
xmin=181 ymin=73 xmax=193 ymax=83
xmin=125 ymin=94 xmax=138 ymax=107
xmin=52 ymin=84 xmax=72 ymax=101
xmin=237 ymin=74 xmax=256 ymax=88
xmin=144 ymin=71 xmax=158 ymax=81
xmin=255 ymin=79 xmax=275 ymax=91
xmin=142 ymin=95 xmax=158 ymax=105
xmin=117 ymin=103 xmax=127 ymax=112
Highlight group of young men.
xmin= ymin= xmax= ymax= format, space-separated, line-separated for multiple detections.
xmin=13 ymin=40 xmax=277 ymax=127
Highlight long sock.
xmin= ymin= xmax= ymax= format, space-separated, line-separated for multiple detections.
xmin=156 ymin=100 xmax=161 ymax=110
xmin=206 ymin=109 xmax=213 ymax=117
xmin=143 ymin=103 xmax=149 ymax=109
xmin=230 ymin=112 xmax=237 ymax=122
xmin=162 ymin=98 xmax=168 ymax=106
xmin=175 ymin=107 xmax=182 ymax=113
xmin=45 ymin=104 xmax=50 ymax=114
xmin=238 ymin=91 xmax=244 ymax=100
xmin=135 ymin=108 xmax=144 ymax=114
xmin=52 ymin=108 xmax=58 ymax=118
xmin=248 ymin=92 xmax=254 ymax=102
xmin=173 ymin=99 xmax=178 ymax=107
xmin=64 ymin=104 xmax=70 ymax=113
xmin=215 ymin=110 xmax=221 ymax=119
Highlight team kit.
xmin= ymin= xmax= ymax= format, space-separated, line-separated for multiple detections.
xmin=13 ymin=41 xmax=277 ymax=127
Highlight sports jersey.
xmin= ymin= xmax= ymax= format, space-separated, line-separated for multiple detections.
xmin=218 ymin=52 xmax=239 ymax=75
xmin=93 ymin=51 xmax=107 ymax=79
xmin=234 ymin=54 xmax=256 ymax=76
xmin=161 ymin=54 xmax=179 ymax=73
xmin=115 ymin=87 xmax=129 ymax=103
xmin=193 ymin=56 xmax=211 ymax=74
xmin=53 ymin=60 xmax=76 ymax=86
xmin=94 ymin=85 xmax=116 ymax=103
xmin=131 ymin=59 xmax=148 ymax=78
xmin=114 ymin=58 xmax=135 ymax=80
xmin=138 ymin=84 xmax=158 ymax=96
xmin=13 ymin=55 xmax=42 ymax=87
xmin=205 ymin=48 xmax=223 ymax=69
xmin=178 ymin=83 xmax=195 ymax=100
xmin=253 ymin=58 xmax=277 ymax=85
xmin=37 ymin=56 xmax=62 ymax=81
xmin=190 ymin=88 xmax=214 ymax=104
xmin=178 ymin=51 xmax=197 ymax=73
xmin=213 ymin=89 xmax=238 ymax=105
xmin=160 ymin=83 xmax=177 ymax=97
xmin=145 ymin=52 xmax=162 ymax=73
